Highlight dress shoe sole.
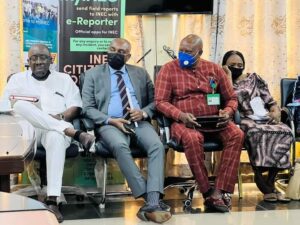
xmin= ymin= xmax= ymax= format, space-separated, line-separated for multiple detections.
xmin=263 ymin=199 xmax=277 ymax=203
xmin=145 ymin=211 xmax=172 ymax=224
xmin=47 ymin=204 xmax=64 ymax=223
xmin=276 ymin=192 xmax=291 ymax=203
xmin=204 ymin=205 xmax=229 ymax=213
xmin=277 ymin=197 xmax=291 ymax=203
xmin=136 ymin=210 xmax=149 ymax=222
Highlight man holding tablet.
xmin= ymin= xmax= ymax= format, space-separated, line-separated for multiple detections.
xmin=155 ymin=34 xmax=244 ymax=213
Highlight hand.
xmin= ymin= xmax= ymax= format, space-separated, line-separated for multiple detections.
xmin=267 ymin=105 xmax=281 ymax=124
xmin=126 ymin=107 xmax=144 ymax=122
xmin=49 ymin=114 xmax=62 ymax=120
xmin=217 ymin=109 xmax=230 ymax=128
xmin=222 ymin=65 xmax=233 ymax=85
xmin=222 ymin=65 xmax=232 ymax=77
xmin=108 ymin=118 xmax=132 ymax=134
xmin=179 ymin=112 xmax=201 ymax=128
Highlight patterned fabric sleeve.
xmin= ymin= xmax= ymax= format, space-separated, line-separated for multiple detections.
xmin=256 ymin=74 xmax=277 ymax=109
xmin=155 ymin=64 xmax=182 ymax=121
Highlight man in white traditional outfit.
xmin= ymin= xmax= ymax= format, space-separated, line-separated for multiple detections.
xmin=3 ymin=44 xmax=95 ymax=223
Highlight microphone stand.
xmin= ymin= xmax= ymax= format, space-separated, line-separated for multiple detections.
xmin=163 ymin=45 xmax=177 ymax=59
xmin=136 ymin=49 xmax=152 ymax=63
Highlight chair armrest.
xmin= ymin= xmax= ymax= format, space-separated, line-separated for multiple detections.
xmin=156 ymin=113 xmax=172 ymax=147
xmin=281 ymin=107 xmax=293 ymax=123
xmin=233 ymin=110 xmax=241 ymax=124
xmin=281 ymin=107 xmax=295 ymax=138
xmin=156 ymin=112 xmax=172 ymax=127
xmin=81 ymin=117 xmax=95 ymax=131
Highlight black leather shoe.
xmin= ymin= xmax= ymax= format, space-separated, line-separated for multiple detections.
xmin=45 ymin=201 xmax=64 ymax=223
xmin=204 ymin=196 xmax=229 ymax=213
xmin=137 ymin=204 xmax=172 ymax=223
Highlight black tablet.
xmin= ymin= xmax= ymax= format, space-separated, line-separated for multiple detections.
xmin=196 ymin=115 xmax=224 ymax=128
xmin=196 ymin=115 xmax=224 ymax=122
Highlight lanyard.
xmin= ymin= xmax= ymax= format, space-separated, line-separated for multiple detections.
xmin=209 ymin=77 xmax=217 ymax=94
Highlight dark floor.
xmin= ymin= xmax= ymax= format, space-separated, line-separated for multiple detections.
xmin=58 ymin=183 xmax=300 ymax=221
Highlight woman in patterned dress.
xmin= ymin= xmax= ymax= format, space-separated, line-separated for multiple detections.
xmin=222 ymin=50 xmax=293 ymax=202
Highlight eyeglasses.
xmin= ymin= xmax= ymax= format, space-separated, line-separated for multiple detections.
xmin=29 ymin=54 xmax=51 ymax=62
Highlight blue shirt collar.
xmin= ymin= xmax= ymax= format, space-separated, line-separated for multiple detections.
xmin=108 ymin=65 xmax=127 ymax=75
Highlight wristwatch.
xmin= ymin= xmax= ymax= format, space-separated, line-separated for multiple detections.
xmin=142 ymin=111 xmax=148 ymax=119
xmin=59 ymin=113 xmax=65 ymax=120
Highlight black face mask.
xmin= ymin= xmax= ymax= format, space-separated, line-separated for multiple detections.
xmin=107 ymin=52 xmax=125 ymax=70
xmin=228 ymin=66 xmax=244 ymax=80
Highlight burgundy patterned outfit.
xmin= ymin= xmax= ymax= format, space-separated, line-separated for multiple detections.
xmin=155 ymin=59 xmax=244 ymax=193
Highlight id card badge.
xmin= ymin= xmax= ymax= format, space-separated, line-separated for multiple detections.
xmin=207 ymin=93 xmax=220 ymax=105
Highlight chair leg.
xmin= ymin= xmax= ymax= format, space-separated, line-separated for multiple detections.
xmin=211 ymin=152 xmax=215 ymax=175
xmin=238 ymin=166 xmax=243 ymax=199
xmin=183 ymin=184 xmax=201 ymax=213
xmin=99 ymin=158 xmax=107 ymax=209
xmin=39 ymin=158 xmax=47 ymax=187
xmin=292 ymin=141 xmax=296 ymax=166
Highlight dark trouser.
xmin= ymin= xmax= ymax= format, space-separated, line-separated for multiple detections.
xmin=252 ymin=166 xmax=280 ymax=194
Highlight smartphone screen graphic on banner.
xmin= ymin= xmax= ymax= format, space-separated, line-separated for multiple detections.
xmin=58 ymin=0 xmax=126 ymax=84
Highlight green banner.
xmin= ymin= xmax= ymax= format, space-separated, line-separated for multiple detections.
xmin=59 ymin=0 xmax=126 ymax=83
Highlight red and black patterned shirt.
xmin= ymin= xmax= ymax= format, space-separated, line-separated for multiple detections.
xmin=155 ymin=59 xmax=238 ymax=121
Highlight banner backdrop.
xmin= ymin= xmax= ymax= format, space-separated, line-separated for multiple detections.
xmin=23 ymin=0 xmax=59 ymax=70
xmin=59 ymin=0 xmax=125 ymax=84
